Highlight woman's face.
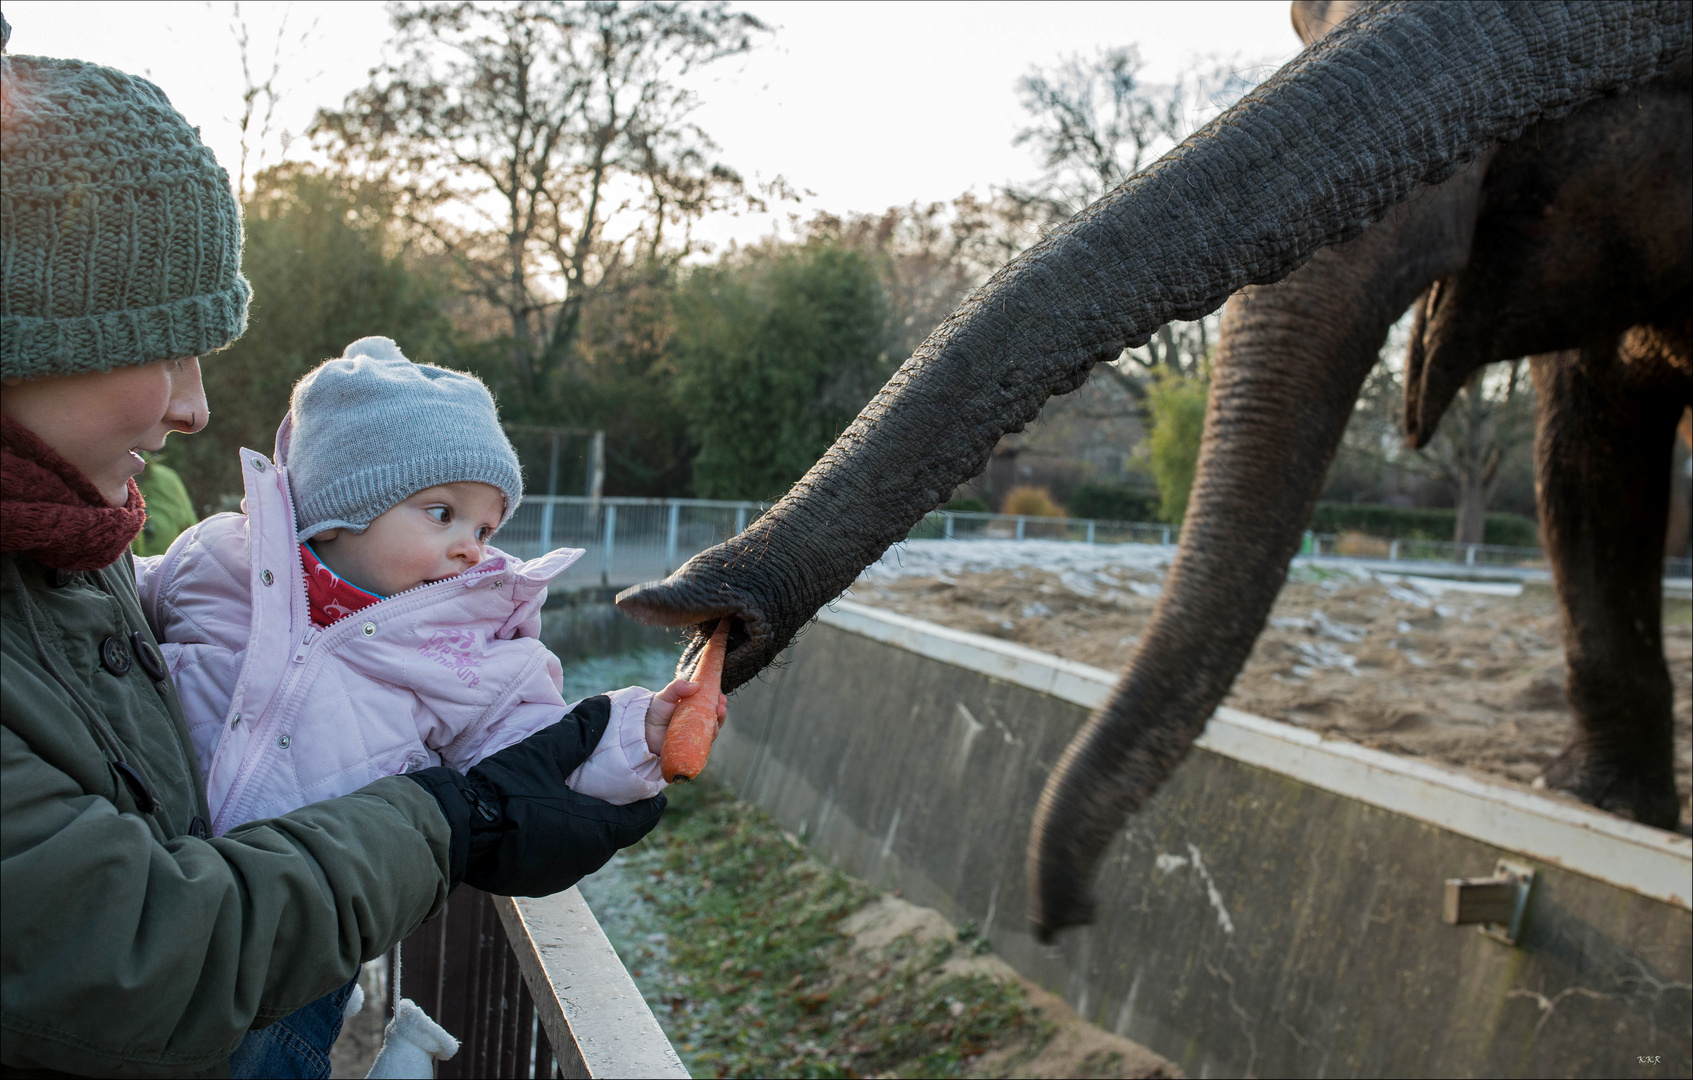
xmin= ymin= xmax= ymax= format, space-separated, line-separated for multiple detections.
xmin=1 ymin=357 xmax=208 ymax=506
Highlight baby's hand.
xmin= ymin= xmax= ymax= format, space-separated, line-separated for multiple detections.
xmin=645 ymin=678 xmax=727 ymax=755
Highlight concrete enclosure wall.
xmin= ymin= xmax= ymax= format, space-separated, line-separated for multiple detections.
xmin=712 ymin=603 xmax=1692 ymax=1079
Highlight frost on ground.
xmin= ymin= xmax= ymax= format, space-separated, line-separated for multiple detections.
xmin=578 ymin=781 xmax=1179 ymax=1079
xmin=849 ymin=541 xmax=1693 ymax=828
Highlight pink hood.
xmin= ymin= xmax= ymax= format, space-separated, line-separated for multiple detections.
xmin=137 ymin=446 xmax=661 ymax=835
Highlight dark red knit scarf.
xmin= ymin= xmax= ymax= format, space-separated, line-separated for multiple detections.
xmin=0 ymin=413 xmax=146 ymax=570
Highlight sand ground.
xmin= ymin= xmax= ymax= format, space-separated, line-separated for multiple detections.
xmin=850 ymin=550 xmax=1692 ymax=829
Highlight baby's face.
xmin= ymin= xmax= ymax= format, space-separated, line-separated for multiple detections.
xmin=310 ymin=482 xmax=505 ymax=597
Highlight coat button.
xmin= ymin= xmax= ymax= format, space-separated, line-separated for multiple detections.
xmin=231 ymin=712 xmax=242 ymax=728
xmin=251 ymin=456 xmax=267 ymax=472
xmin=188 ymin=816 xmax=210 ymax=840
xmin=100 ymin=636 xmax=132 ymax=676
xmin=49 ymin=568 xmax=77 ymax=588
xmin=261 ymin=569 xmax=274 ymax=586
xmin=278 ymin=734 xmax=292 ymax=749
xmin=130 ymin=632 xmax=168 ymax=681
xmin=361 ymin=622 xmax=377 ymax=637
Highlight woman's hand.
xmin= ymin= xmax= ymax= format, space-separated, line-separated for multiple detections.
xmin=645 ymin=678 xmax=727 ymax=754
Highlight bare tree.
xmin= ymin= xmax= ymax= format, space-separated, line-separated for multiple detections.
xmin=227 ymin=2 xmax=320 ymax=195
xmin=797 ymin=195 xmax=1026 ymax=361
xmin=1324 ymin=318 xmax=1538 ymax=542
xmin=1005 ymin=47 xmax=1248 ymax=399
xmin=1008 ymin=46 xmax=1251 ymax=223
xmin=1422 ymin=361 xmax=1534 ymax=545
xmin=312 ymin=1 xmax=765 ymax=402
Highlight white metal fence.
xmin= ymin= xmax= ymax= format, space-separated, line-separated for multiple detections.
xmin=498 ymin=496 xmax=773 ymax=589
xmin=499 ymin=497 xmax=1693 ymax=590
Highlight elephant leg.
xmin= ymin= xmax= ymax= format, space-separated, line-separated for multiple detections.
xmin=1532 ymin=330 xmax=1689 ymax=829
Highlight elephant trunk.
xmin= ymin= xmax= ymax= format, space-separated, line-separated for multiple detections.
xmin=1026 ymin=159 xmax=1490 ymax=935
xmin=617 ymin=2 xmax=1692 ymax=694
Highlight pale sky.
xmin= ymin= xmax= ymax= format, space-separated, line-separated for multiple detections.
xmin=4 ymin=1 xmax=1300 ymax=249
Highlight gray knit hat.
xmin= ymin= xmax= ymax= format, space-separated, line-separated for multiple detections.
xmin=0 ymin=18 xmax=250 ymax=379
xmin=282 ymin=337 xmax=524 ymax=541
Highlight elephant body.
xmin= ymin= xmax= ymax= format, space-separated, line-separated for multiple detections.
xmin=620 ymin=1 xmax=1693 ymax=938
xmin=1191 ymin=8 xmax=1693 ymax=840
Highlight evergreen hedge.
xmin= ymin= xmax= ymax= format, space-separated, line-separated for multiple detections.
xmin=1308 ymin=502 xmax=1540 ymax=548
xmin=1068 ymin=483 xmax=1159 ymax=523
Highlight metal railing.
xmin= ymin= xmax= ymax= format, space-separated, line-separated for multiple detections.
xmin=497 ymin=496 xmax=771 ymax=590
xmin=1298 ymin=531 xmax=1550 ymax=569
xmin=390 ymin=886 xmax=687 ymax=1079
xmin=495 ymin=496 xmax=1693 ymax=588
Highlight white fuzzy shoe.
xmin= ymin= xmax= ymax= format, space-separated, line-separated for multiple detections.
xmin=343 ymin=980 xmax=366 ymax=1020
xmin=365 ymin=999 xmax=459 ymax=1079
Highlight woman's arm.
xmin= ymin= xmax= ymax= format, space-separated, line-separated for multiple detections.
xmin=0 ymin=653 xmax=450 ymax=1077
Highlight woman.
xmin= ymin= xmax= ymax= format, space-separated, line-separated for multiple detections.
xmin=0 ymin=20 xmax=665 ymax=1077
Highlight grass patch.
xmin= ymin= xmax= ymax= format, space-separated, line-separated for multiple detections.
xmin=579 ymin=782 xmax=1052 ymax=1079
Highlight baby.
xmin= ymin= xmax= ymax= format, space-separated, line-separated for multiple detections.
xmin=137 ymin=337 xmax=706 ymax=832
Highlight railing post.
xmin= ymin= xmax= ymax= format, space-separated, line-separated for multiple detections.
xmin=538 ymin=498 xmax=554 ymax=557
xmin=601 ymin=504 xmax=617 ymax=587
xmin=944 ymin=512 xmax=954 ymax=540
xmin=664 ymin=502 xmax=680 ymax=575
xmin=735 ymin=506 xmax=747 ymax=534
xmin=1016 ymin=515 xmax=1026 ymax=541
xmin=1163 ymin=525 xmax=1172 ymax=546
xmin=1466 ymin=543 xmax=1477 ymax=566
xmin=1086 ymin=519 xmax=1095 ymax=545
xmin=1389 ymin=539 xmax=1399 ymax=561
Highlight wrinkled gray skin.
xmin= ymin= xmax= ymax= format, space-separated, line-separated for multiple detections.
xmin=619 ymin=1 xmax=1693 ymax=938
xmin=1280 ymin=2 xmax=1692 ymax=836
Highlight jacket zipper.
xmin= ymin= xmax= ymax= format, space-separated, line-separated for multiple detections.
xmin=209 ymin=561 xmax=508 ymax=833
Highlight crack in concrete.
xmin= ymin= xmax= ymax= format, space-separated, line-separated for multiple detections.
xmin=1507 ymin=985 xmax=1614 ymax=1038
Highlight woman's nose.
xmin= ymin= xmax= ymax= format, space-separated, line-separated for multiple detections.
xmin=167 ymin=357 xmax=209 ymax=434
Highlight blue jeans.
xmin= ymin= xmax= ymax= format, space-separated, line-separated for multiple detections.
xmin=229 ymin=976 xmax=360 ymax=1080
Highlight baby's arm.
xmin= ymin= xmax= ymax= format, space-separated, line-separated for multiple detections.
xmin=457 ymin=680 xmax=726 ymax=805
xmin=564 ymin=678 xmax=725 ymax=804
xmin=562 ymin=686 xmax=662 ymax=804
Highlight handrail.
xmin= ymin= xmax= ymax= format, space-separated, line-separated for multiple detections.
xmin=394 ymin=886 xmax=687 ymax=1079
xmin=498 ymin=890 xmax=689 ymax=1079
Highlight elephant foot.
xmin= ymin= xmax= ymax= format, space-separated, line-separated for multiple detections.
xmin=1537 ymin=742 xmax=1680 ymax=831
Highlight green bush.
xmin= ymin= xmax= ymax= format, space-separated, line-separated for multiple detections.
xmin=1309 ymin=502 xmax=1540 ymax=548
xmin=1146 ymin=372 xmax=1207 ymax=524
xmin=1001 ymin=486 xmax=1065 ymax=518
xmin=671 ymin=243 xmax=892 ymax=501
xmin=1068 ymin=483 xmax=1157 ymax=523
xmin=944 ymin=496 xmax=988 ymax=513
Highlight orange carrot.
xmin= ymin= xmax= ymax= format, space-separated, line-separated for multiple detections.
xmin=660 ymin=620 xmax=729 ymax=782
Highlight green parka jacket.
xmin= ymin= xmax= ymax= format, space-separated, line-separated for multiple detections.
xmin=0 ymin=551 xmax=453 ymax=1077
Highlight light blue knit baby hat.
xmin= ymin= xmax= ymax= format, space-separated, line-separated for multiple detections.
xmin=284 ymin=337 xmax=524 ymax=540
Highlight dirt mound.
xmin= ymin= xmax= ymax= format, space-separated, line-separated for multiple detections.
xmin=850 ymin=563 xmax=1692 ymax=828
xmin=843 ymin=897 xmax=1180 ymax=1079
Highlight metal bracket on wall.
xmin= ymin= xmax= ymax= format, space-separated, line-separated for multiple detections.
xmin=1443 ymin=859 xmax=1536 ymax=945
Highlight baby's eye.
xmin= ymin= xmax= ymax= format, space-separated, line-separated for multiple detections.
xmin=426 ymin=506 xmax=452 ymax=524
xmin=477 ymin=526 xmax=493 ymax=543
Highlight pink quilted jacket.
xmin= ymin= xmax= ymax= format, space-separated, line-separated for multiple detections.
xmin=135 ymin=445 xmax=664 ymax=836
